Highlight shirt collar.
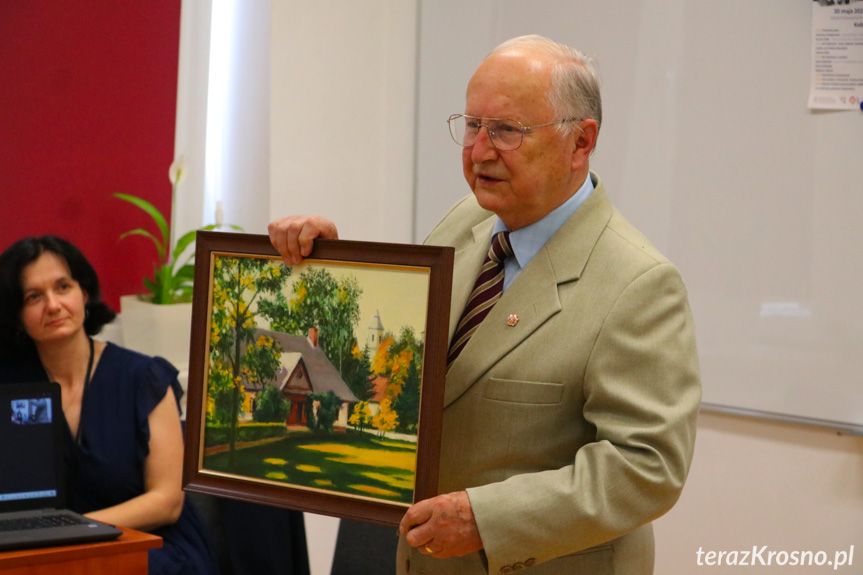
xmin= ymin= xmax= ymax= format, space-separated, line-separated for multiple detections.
xmin=492 ymin=173 xmax=595 ymax=270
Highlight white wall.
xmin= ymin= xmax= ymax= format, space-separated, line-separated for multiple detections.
xmin=655 ymin=411 xmax=863 ymax=573
xmin=173 ymin=0 xmax=212 ymax=238
xmin=173 ymin=0 xmax=272 ymax=237
xmin=206 ymin=0 xmax=272 ymax=233
xmin=269 ymin=0 xmax=418 ymax=244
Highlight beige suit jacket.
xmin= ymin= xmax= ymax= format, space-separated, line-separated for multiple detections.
xmin=397 ymin=175 xmax=701 ymax=575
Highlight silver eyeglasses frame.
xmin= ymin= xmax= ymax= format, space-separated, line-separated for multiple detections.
xmin=447 ymin=114 xmax=580 ymax=151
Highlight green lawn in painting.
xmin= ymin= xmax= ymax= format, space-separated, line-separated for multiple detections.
xmin=203 ymin=431 xmax=417 ymax=504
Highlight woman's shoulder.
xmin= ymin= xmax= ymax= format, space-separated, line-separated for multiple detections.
xmin=98 ymin=343 xmax=183 ymax=414
xmin=100 ymin=342 xmax=180 ymax=380
xmin=101 ymin=341 xmax=147 ymax=359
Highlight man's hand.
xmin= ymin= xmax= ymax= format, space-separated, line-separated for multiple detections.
xmin=267 ymin=215 xmax=339 ymax=265
xmin=399 ymin=491 xmax=483 ymax=559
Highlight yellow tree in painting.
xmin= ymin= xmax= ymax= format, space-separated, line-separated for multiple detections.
xmin=370 ymin=326 xmax=423 ymax=433
xmin=372 ymin=397 xmax=399 ymax=436
xmin=208 ymin=256 xmax=290 ymax=464
xmin=348 ymin=401 xmax=372 ymax=434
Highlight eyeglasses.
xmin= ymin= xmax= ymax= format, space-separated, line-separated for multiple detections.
xmin=447 ymin=114 xmax=579 ymax=151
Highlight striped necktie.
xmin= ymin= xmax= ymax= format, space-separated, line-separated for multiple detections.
xmin=447 ymin=231 xmax=513 ymax=370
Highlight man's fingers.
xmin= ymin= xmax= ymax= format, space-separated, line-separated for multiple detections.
xmin=399 ymin=498 xmax=433 ymax=535
xmin=267 ymin=215 xmax=338 ymax=265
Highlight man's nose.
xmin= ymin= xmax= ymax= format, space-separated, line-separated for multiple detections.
xmin=470 ymin=126 xmax=499 ymax=163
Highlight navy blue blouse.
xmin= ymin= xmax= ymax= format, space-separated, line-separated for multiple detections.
xmin=1 ymin=342 xmax=216 ymax=575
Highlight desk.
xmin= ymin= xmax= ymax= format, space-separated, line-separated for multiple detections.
xmin=0 ymin=526 xmax=162 ymax=574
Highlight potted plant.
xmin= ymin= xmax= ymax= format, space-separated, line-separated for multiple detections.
xmin=115 ymin=157 xmax=238 ymax=372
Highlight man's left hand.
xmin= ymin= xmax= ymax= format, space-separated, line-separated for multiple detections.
xmin=399 ymin=491 xmax=483 ymax=559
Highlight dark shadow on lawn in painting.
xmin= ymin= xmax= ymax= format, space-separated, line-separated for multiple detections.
xmin=202 ymin=432 xmax=417 ymax=504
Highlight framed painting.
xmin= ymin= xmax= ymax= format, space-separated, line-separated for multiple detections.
xmin=182 ymin=231 xmax=454 ymax=526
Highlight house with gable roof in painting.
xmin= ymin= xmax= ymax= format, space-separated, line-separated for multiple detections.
xmin=248 ymin=327 xmax=359 ymax=431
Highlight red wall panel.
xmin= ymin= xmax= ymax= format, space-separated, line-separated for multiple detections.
xmin=0 ymin=2 xmax=182 ymax=310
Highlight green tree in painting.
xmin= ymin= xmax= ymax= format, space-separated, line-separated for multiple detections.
xmin=258 ymin=267 xmax=362 ymax=376
xmin=394 ymin=357 xmax=421 ymax=433
xmin=208 ymin=367 xmax=238 ymax=426
xmin=253 ymin=384 xmax=290 ymax=423
xmin=208 ymin=256 xmax=289 ymax=462
xmin=306 ymin=391 xmax=340 ymax=432
xmin=342 ymin=343 xmax=375 ymax=402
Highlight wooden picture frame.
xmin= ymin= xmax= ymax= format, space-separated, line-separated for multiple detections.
xmin=182 ymin=231 xmax=453 ymax=526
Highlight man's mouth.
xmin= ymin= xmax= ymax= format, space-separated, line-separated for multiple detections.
xmin=476 ymin=173 xmax=502 ymax=184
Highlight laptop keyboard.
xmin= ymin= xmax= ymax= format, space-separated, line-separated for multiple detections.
xmin=0 ymin=513 xmax=87 ymax=532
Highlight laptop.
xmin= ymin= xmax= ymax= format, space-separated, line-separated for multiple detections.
xmin=0 ymin=381 xmax=122 ymax=551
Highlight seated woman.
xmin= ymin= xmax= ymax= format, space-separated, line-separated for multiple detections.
xmin=0 ymin=236 xmax=216 ymax=575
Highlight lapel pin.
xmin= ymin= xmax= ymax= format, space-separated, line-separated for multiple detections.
xmin=507 ymin=314 xmax=519 ymax=327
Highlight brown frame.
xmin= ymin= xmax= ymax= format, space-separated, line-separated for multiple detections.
xmin=182 ymin=231 xmax=453 ymax=526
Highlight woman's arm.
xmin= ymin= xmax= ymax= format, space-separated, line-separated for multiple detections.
xmin=85 ymin=386 xmax=185 ymax=531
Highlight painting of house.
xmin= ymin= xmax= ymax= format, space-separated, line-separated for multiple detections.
xmin=250 ymin=327 xmax=359 ymax=431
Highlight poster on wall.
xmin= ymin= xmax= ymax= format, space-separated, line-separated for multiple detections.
xmin=809 ymin=0 xmax=863 ymax=109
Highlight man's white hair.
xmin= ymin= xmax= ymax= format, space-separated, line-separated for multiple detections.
xmin=490 ymin=35 xmax=602 ymax=142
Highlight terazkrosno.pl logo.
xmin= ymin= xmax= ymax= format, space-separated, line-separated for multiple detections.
xmin=696 ymin=545 xmax=854 ymax=569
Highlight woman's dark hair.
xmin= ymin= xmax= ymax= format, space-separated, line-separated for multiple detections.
xmin=0 ymin=236 xmax=116 ymax=352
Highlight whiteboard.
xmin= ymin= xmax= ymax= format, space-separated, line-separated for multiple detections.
xmin=414 ymin=0 xmax=863 ymax=432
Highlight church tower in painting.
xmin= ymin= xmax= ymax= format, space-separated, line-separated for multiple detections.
xmin=366 ymin=309 xmax=385 ymax=352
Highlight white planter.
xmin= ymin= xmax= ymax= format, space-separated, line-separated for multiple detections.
xmin=119 ymin=294 xmax=193 ymax=373
xmin=120 ymin=295 xmax=194 ymax=416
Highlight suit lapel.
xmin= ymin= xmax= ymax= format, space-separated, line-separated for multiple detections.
xmin=443 ymin=179 xmax=613 ymax=408
xmin=446 ymin=217 xmax=496 ymax=344
xmin=444 ymin=250 xmax=562 ymax=406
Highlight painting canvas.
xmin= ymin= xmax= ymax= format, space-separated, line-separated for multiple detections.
xmin=183 ymin=232 xmax=453 ymax=526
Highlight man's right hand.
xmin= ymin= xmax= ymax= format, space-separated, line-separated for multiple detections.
xmin=267 ymin=215 xmax=339 ymax=265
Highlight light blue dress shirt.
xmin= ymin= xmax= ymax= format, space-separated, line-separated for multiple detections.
xmin=492 ymin=173 xmax=595 ymax=292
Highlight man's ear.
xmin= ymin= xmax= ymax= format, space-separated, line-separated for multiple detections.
xmin=571 ymin=119 xmax=599 ymax=171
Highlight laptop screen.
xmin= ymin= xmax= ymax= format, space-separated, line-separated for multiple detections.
xmin=0 ymin=382 xmax=65 ymax=513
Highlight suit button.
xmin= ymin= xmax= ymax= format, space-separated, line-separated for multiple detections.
xmin=500 ymin=567 xmax=513 ymax=573
xmin=525 ymin=558 xmax=536 ymax=567
xmin=513 ymin=563 xmax=524 ymax=571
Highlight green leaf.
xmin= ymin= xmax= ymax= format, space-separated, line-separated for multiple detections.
xmin=198 ymin=224 xmax=244 ymax=233
xmin=175 ymin=263 xmax=196 ymax=282
xmin=114 ymin=193 xmax=169 ymax=250
xmin=118 ymin=228 xmax=166 ymax=261
xmin=143 ymin=276 xmax=158 ymax=299
xmin=172 ymin=229 xmax=198 ymax=263
xmin=153 ymin=263 xmax=174 ymax=305
xmin=116 ymin=188 xmax=244 ymax=304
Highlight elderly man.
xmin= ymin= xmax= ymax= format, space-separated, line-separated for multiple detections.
xmin=270 ymin=35 xmax=700 ymax=575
